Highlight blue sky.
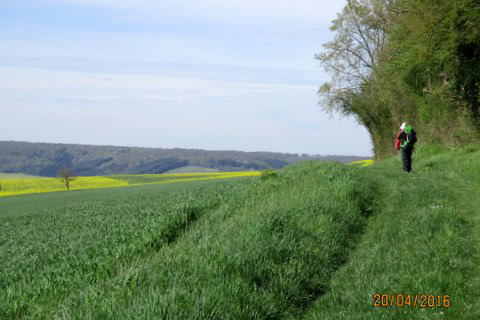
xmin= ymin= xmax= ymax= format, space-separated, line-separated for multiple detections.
xmin=0 ymin=0 xmax=372 ymax=156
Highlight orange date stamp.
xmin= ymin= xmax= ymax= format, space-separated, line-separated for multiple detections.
xmin=373 ymin=293 xmax=451 ymax=308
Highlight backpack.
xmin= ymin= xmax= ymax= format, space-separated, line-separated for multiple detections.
xmin=395 ymin=130 xmax=403 ymax=151
xmin=402 ymin=130 xmax=417 ymax=149
xmin=410 ymin=130 xmax=417 ymax=144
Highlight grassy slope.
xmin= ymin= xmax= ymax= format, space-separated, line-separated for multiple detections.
xmin=0 ymin=162 xmax=374 ymax=319
xmin=92 ymin=162 xmax=375 ymax=319
xmin=1 ymin=146 xmax=478 ymax=319
xmin=298 ymin=145 xmax=480 ymax=319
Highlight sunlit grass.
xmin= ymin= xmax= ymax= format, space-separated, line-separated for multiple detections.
xmin=0 ymin=162 xmax=373 ymax=319
xmin=2 ymin=147 xmax=479 ymax=318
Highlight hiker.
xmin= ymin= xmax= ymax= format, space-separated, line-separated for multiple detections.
xmin=396 ymin=123 xmax=417 ymax=172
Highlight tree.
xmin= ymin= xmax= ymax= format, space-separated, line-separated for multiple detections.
xmin=57 ymin=168 xmax=76 ymax=191
xmin=317 ymin=0 xmax=480 ymax=158
xmin=316 ymin=0 xmax=390 ymax=116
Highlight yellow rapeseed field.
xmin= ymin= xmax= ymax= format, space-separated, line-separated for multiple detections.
xmin=347 ymin=159 xmax=374 ymax=167
xmin=0 ymin=177 xmax=128 ymax=197
xmin=0 ymin=171 xmax=261 ymax=197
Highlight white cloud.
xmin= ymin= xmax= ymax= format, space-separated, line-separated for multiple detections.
xmin=0 ymin=0 xmax=373 ymax=155
xmin=0 ymin=66 xmax=315 ymax=104
xmin=45 ymin=0 xmax=347 ymax=25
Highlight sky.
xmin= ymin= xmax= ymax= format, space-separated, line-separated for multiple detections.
xmin=0 ymin=0 xmax=372 ymax=156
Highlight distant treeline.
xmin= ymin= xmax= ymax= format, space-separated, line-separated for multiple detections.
xmin=318 ymin=0 xmax=480 ymax=159
xmin=0 ymin=141 xmax=367 ymax=177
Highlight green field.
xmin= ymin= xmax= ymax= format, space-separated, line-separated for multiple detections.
xmin=0 ymin=179 xmax=247 ymax=216
xmin=109 ymin=171 xmax=260 ymax=185
xmin=0 ymin=172 xmax=41 ymax=180
xmin=0 ymin=171 xmax=261 ymax=197
xmin=163 ymin=166 xmax=219 ymax=173
xmin=1 ymin=146 xmax=479 ymax=319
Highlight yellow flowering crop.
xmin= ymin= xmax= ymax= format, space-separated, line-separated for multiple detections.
xmin=0 ymin=171 xmax=261 ymax=197
xmin=347 ymin=159 xmax=374 ymax=167
xmin=0 ymin=177 xmax=128 ymax=197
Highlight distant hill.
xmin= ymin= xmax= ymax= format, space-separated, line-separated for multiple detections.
xmin=0 ymin=141 xmax=369 ymax=177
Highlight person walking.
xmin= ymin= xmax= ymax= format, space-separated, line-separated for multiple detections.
xmin=397 ymin=123 xmax=417 ymax=172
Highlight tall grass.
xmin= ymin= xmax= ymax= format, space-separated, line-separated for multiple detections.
xmin=0 ymin=183 xmax=244 ymax=319
xmin=0 ymin=162 xmax=375 ymax=319
xmin=298 ymin=146 xmax=480 ymax=319
xmin=83 ymin=162 xmax=375 ymax=319
xmin=1 ymin=147 xmax=479 ymax=319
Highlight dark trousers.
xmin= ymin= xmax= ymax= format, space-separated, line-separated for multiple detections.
xmin=401 ymin=147 xmax=413 ymax=172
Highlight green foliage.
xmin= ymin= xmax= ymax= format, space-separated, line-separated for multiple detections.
xmin=318 ymin=0 xmax=480 ymax=159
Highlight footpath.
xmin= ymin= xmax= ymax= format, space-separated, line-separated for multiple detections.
xmin=296 ymin=146 xmax=480 ymax=319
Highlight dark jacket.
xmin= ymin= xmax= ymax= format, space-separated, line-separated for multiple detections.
xmin=398 ymin=130 xmax=417 ymax=149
